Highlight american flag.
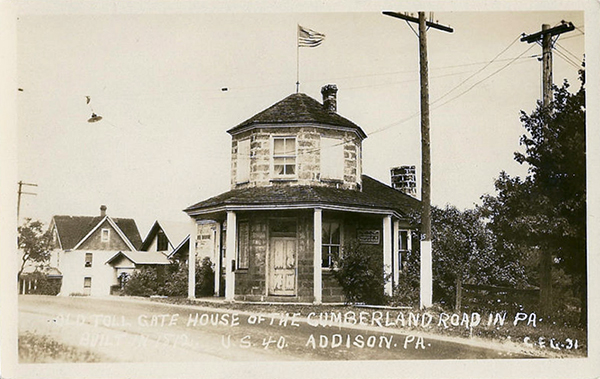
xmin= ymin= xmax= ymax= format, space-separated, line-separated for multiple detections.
xmin=298 ymin=25 xmax=325 ymax=47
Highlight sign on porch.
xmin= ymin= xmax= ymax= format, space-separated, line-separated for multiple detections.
xmin=357 ymin=230 xmax=380 ymax=244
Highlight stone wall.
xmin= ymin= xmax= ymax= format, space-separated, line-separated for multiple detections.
xmin=230 ymin=126 xmax=362 ymax=190
xmin=232 ymin=210 xmax=388 ymax=303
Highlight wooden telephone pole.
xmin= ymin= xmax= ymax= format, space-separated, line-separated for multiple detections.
xmin=17 ymin=181 xmax=37 ymax=225
xmin=520 ymin=21 xmax=574 ymax=314
xmin=383 ymin=11 xmax=453 ymax=309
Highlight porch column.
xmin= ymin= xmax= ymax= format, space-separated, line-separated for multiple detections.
xmin=313 ymin=208 xmax=322 ymax=304
xmin=188 ymin=218 xmax=197 ymax=299
xmin=383 ymin=215 xmax=393 ymax=296
xmin=225 ymin=211 xmax=237 ymax=301
xmin=213 ymin=226 xmax=220 ymax=297
xmin=393 ymin=219 xmax=400 ymax=287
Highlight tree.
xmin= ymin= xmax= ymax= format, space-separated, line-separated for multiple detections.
xmin=481 ymin=70 xmax=586 ymax=324
xmin=17 ymin=219 xmax=53 ymax=279
xmin=431 ymin=205 xmax=526 ymax=309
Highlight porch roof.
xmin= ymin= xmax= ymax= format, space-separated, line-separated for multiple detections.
xmin=184 ymin=175 xmax=420 ymax=218
xmin=105 ymin=251 xmax=171 ymax=266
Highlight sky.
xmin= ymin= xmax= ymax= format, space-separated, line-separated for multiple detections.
xmin=13 ymin=2 xmax=587 ymax=236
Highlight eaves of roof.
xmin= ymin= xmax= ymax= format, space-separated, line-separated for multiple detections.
xmin=184 ymin=175 xmax=420 ymax=219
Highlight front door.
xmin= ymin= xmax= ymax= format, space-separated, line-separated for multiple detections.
xmin=269 ymin=237 xmax=296 ymax=295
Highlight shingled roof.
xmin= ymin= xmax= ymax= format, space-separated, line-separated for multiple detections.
xmin=184 ymin=175 xmax=420 ymax=218
xmin=105 ymin=251 xmax=171 ymax=266
xmin=52 ymin=215 xmax=142 ymax=250
xmin=227 ymin=93 xmax=367 ymax=139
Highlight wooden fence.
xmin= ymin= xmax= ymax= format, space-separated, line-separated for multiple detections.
xmin=456 ymin=282 xmax=540 ymax=312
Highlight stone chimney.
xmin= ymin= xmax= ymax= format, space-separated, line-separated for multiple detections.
xmin=391 ymin=166 xmax=417 ymax=196
xmin=321 ymin=84 xmax=338 ymax=112
xmin=100 ymin=205 xmax=107 ymax=217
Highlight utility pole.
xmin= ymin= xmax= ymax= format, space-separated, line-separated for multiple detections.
xmin=521 ymin=21 xmax=574 ymax=316
xmin=521 ymin=21 xmax=575 ymax=110
xmin=17 ymin=181 xmax=37 ymax=225
xmin=383 ymin=11 xmax=453 ymax=309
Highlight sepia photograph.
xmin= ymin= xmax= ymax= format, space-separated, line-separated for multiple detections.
xmin=1 ymin=0 xmax=598 ymax=378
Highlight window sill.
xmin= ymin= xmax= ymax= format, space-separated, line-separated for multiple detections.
xmin=236 ymin=180 xmax=250 ymax=185
xmin=321 ymin=267 xmax=340 ymax=272
xmin=270 ymin=178 xmax=298 ymax=183
xmin=320 ymin=178 xmax=343 ymax=184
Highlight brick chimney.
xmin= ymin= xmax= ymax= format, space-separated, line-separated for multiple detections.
xmin=100 ymin=205 xmax=107 ymax=217
xmin=321 ymin=84 xmax=338 ymax=112
xmin=391 ymin=166 xmax=417 ymax=196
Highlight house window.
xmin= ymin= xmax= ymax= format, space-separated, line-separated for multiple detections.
xmin=398 ymin=230 xmax=411 ymax=271
xmin=322 ymin=221 xmax=341 ymax=268
xmin=101 ymin=228 xmax=110 ymax=243
xmin=83 ymin=277 xmax=92 ymax=294
xmin=157 ymin=230 xmax=168 ymax=251
xmin=237 ymin=139 xmax=251 ymax=183
xmin=270 ymin=219 xmax=297 ymax=237
xmin=85 ymin=253 xmax=93 ymax=267
xmin=273 ymin=137 xmax=296 ymax=177
xmin=237 ymin=221 xmax=250 ymax=269
xmin=321 ymin=137 xmax=344 ymax=180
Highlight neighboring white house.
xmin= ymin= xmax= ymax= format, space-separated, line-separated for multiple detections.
xmin=48 ymin=205 xmax=168 ymax=296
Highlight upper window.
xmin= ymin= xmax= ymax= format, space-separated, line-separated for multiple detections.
xmin=85 ymin=253 xmax=93 ymax=267
xmin=236 ymin=139 xmax=251 ymax=183
xmin=273 ymin=137 xmax=296 ymax=177
xmin=270 ymin=219 xmax=297 ymax=237
xmin=322 ymin=221 xmax=341 ymax=268
xmin=157 ymin=230 xmax=168 ymax=251
xmin=101 ymin=228 xmax=110 ymax=243
xmin=321 ymin=137 xmax=344 ymax=180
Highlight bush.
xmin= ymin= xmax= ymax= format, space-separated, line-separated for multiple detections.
xmin=331 ymin=239 xmax=389 ymax=305
xmin=24 ymin=271 xmax=61 ymax=295
xmin=195 ymin=257 xmax=215 ymax=297
xmin=123 ymin=267 xmax=158 ymax=296
xmin=123 ymin=258 xmax=215 ymax=298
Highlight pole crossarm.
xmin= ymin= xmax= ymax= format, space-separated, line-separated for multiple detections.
xmin=382 ymin=11 xmax=454 ymax=33
xmin=520 ymin=21 xmax=574 ymax=43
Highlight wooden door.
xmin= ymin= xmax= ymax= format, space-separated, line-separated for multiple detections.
xmin=269 ymin=237 xmax=296 ymax=295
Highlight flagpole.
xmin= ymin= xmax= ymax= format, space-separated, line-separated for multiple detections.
xmin=296 ymin=24 xmax=300 ymax=93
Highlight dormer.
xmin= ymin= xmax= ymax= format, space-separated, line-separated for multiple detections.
xmin=227 ymin=84 xmax=367 ymax=190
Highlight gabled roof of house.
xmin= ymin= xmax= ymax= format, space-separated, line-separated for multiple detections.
xmin=140 ymin=220 xmax=190 ymax=251
xmin=184 ymin=175 xmax=420 ymax=218
xmin=105 ymin=251 xmax=171 ymax=266
xmin=227 ymin=93 xmax=367 ymax=139
xmin=168 ymin=234 xmax=190 ymax=260
xmin=51 ymin=215 xmax=142 ymax=250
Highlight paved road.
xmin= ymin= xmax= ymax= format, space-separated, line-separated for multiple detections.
xmin=19 ymin=295 xmax=529 ymax=362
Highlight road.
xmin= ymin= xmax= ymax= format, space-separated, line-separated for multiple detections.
xmin=18 ymin=295 xmax=530 ymax=362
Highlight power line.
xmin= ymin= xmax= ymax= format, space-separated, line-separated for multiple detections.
xmin=555 ymin=41 xmax=583 ymax=62
xmin=431 ymin=44 xmax=537 ymax=110
xmin=553 ymin=48 xmax=582 ymax=69
xmin=364 ymin=47 xmax=537 ymax=137
xmin=431 ymin=34 xmax=523 ymax=104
